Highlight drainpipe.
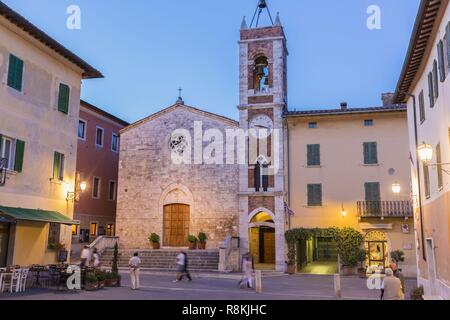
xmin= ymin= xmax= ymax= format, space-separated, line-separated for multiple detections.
xmin=401 ymin=92 xmax=426 ymax=261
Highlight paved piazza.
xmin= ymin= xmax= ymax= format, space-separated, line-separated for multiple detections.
xmin=0 ymin=273 xmax=415 ymax=300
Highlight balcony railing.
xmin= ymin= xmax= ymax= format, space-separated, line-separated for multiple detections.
xmin=357 ymin=201 xmax=413 ymax=218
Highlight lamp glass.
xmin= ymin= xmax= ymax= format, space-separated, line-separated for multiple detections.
xmin=418 ymin=143 xmax=433 ymax=163
xmin=79 ymin=181 xmax=87 ymax=192
xmin=392 ymin=183 xmax=401 ymax=194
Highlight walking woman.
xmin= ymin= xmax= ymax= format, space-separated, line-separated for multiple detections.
xmin=239 ymin=252 xmax=254 ymax=289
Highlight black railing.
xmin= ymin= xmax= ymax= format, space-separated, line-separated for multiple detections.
xmin=357 ymin=201 xmax=413 ymax=218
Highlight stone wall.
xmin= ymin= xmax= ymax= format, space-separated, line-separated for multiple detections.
xmin=116 ymin=105 xmax=240 ymax=249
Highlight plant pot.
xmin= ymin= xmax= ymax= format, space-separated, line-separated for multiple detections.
xmin=287 ymin=264 xmax=296 ymax=275
xmin=188 ymin=242 xmax=197 ymax=250
xmin=198 ymin=242 xmax=206 ymax=250
xmin=85 ymin=282 xmax=99 ymax=291
xmin=110 ymin=279 xmax=119 ymax=287
xmin=152 ymin=242 xmax=161 ymax=249
xmin=98 ymin=281 xmax=105 ymax=289
xmin=104 ymin=279 xmax=112 ymax=287
xmin=358 ymin=269 xmax=367 ymax=279
xmin=342 ymin=266 xmax=357 ymax=276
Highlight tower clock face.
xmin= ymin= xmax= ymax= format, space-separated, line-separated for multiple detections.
xmin=249 ymin=114 xmax=274 ymax=138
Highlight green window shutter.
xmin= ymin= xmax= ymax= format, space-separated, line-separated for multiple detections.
xmin=433 ymin=60 xmax=439 ymax=99
xmin=428 ymin=72 xmax=434 ymax=107
xmin=308 ymin=184 xmax=322 ymax=206
xmin=7 ymin=54 xmax=24 ymax=92
xmin=365 ymin=183 xmax=380 ymax=202
xmin=307 ymin=144 xmax=320 ymax=166
xmin=438 ymin=41 xmax=446 ymax=82
xmin=58 ymin=84 xmax=70 ymax=114
xmin=53 ymin=152 xmax=61 ymax=180
xmin=419 ymin=91 xmax=425 ymax=123
xmin=0 ymin=135 xmax=3 ymax=156
xmin=446 ymin=23 xmax=450 ymax=69
xmin=14 ymin=140 xmax=25 ymax=173
xmin=364 ymin=142 xmax=378 ymax=164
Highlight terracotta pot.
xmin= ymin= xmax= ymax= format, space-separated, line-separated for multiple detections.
xmin=342 ymin=266 xmax=357 ymax=276
xmin=85 ymin=282 xmax=99 ymax=291
xmin=152 ymin=242 xmax=161 ymax=249
xmin=189 ymin=242 xmax=197 ymax=250
xmin=104 ymin=279 xmax=112 ymax=287
xmin=198 ymin=242 xmax=206 ymax=250
xmin=287 ymin=264 xmax=296 ymax=275
xmin=110 ymin=279 xmax=119 ymax=287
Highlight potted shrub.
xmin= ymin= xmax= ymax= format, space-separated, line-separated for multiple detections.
xmin=148 ymin=233 xmax=161 ymax=249
xmin=96 ymin=271 xmax=106 ymax=289
xmin=410 ymin=286 xmax=424 ymax=300
xmin=104 ymin=272 xmax=113 ymax=287
xmin=330 ymin=227 xmax=364 ymax=276
xmin=111 ymin=272 xmax=121 ymax=287
xmin=286 ymin=245 xmax=296 ymax=275
xmin=85 ymin=273 xmax=99 ymax=291
xmin=187 ymin=235 xmax=198 ymax=250
xmin=111 ymin=243 xmax=119 ymax=274
xmin=198 ymin=232 xmax=207 ymax=250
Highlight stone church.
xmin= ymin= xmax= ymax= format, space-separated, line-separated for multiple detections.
xmin=116 ymin=3 xmax=288 ymax=271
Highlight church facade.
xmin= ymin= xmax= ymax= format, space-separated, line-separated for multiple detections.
xmin=116 ymin=4 xmax=415 ymax=274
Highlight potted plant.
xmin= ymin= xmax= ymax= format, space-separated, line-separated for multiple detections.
xmin=390 ymin=250 xmax=405 ymax=270
xmin=286 ymin=245 xmax=296 ymax=275
xmin=111 ymin=272 xmax=121 ymax=287
xmin=95 ymin=271 xmax=106 ymax=289
xmin=330 ymin=227 xmax=364 ymax=276
xmin=148 ymin=233 xmax=161 ymax=249
xmin=187 ymin=235 xmax=198 ymax=250
xmin=111 ymin=242 xmax=119 ymax=274
xmin=104 ymin=272 xmax=113 ymax=287
xmin=85 ymin=273 xmax=99 ymax=291
xmin=357 ymin=249 xmax=367 ymax=278
xmin=410 ymin=286 xmax=424 ymax=300
xmin=198 ymin=232 xmax=207 ymax=250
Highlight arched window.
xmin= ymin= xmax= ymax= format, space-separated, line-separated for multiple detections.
xmin=254 ymin=155 xmax=269 ymax=192
xmin=253 ymin=56 xmax=269 ymax=93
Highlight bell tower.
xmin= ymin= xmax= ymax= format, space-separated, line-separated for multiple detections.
xmin=238 ymin=0 xmax=288 ymax=272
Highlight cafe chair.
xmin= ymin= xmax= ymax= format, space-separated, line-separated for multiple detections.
xmin=18 ymin=268 xmax=29 ymax=292
xmin=1 ymin=269 xmax=21 ymax=293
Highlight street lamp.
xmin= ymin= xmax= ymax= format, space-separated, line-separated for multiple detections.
xmin=66 ymin=181 xmax=87 ymax=202
xmin=391 ymin=183 xmax=401 ymax=194
xmin=341 ymin=203 xmax=347 ymax=218
xmin=417 ymin=143 xmax=433 ymax=164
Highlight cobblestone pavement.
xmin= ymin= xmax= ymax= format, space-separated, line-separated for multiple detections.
xmin=0 ymin=273 xmax=415 ymax=300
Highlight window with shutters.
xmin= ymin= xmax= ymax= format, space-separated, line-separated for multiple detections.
xmin=95 ymin=127 xmax=104 ymax=147
xmin=307 ymin=184 xmax=322 ymax=207
xmin=92 ymin=176 xmax=101 ymax=199
xmin=446 ymin=22 xmax=450 ymax=72
xmin=433 ymin=60 xmax=439 ymax=100
xmin=108 ymin=180 xmax=117 ymax=201
xmin=78 ymin=120 xmax=87 ymax=140
xmin=436 ymin=143 xmax=443 ymax=191
xmin=428 ymin=72 xmax=435 ymax=108
xmin=365 ymin=182 xmax=381 ymax=202
xmin=57 ymin=83 xmax=70 ymax=114
xmin=0 ymin=135 xmax=25 ymax=172
xmin=363 ymin=142 xmax=378 ymax=165
xmin=111 ymin=133 xmax=119 ymax=153
xmin=438 ymin=41 xmax=446 ymax=82
xmin=423 ymin=164 xmax=430 ymax=199
xmin=7 ymin=54 xmax=24 ymax=92
xmin=52 ymin=152 xmax=64 ymax=181
xmin=419 ymin=91 xmax=426 ymax=124
xmin=307 ymin=144 xmax=321 ymax=166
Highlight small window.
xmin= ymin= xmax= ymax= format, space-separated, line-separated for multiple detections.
xmin=72 ymin=224 xmax=78 ymax=236
xmin=364 ymin=120 xmax=374 ymax=127
xmin=7 ymin=54 xmax=24 ymax=92
xmin=0 ymin=136 xmax=15 ymax=171
xmin=96 ymin=127 xmax=104 ymax=147
xmin=423 ymin=164 xmax=430 ymax=199
xmin=307 ymin=144 xmax=321 ymax=166
xmin=92 ymin=177 xmax=101 ymax=199
xmin=307 ymin=184 xmax=322 ymax=207
xmin=90 ymin=223 xmax=98 ymax=238
xmin=78 ymin=120 xmax=87 ymax=140
xmin=52 ymin=152 xmax=65 ymax=181
xmin=57 ymin=83 xmax=70 ymax=114
xmin=308 ymin=122 xmax=318 ymax=129
xmin=111 ymin=133 xmax=119 ymax=152
xmin=106 ymin=224 xmax=114 ymax=237
xmin=437 ymin=40 xmax=446 ymax=82
xmin=433 ymin=60 xmax=439 ymax=100
xmin=47 ymin=223 xmax=61 ymax=247
xmin=109 ymin=180 xmax=117 ymax=201
xmin=363 ymin=142 xmax=378 ymax=165
xmin=428 ymin=71 xmax=435 ymax=107
xmin=419 ymin=91 xmax=426 ymax=124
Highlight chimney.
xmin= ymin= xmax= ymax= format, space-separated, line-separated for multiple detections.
xmin=340 ymin=102 xmax=348 ymax=110
xmin=381 ymin=93 xmax=395 ymax=106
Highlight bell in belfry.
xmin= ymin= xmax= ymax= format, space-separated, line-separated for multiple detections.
xmin=256 ymin=65 xmax=265 ymax=77
xmin=258 ymin=0 xmax=267 ymax=9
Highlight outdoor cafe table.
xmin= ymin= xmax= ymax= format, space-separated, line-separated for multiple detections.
xmin=30 ymin=265 xmax=47 ymax=288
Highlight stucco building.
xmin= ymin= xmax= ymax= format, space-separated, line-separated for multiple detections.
xmin=394 ymin=0 xmax=450 ymax=299
xmin=73 ymin=100 xmax=128 ymax=245
xmin=0 ymin=2 xmax=101 ymax=267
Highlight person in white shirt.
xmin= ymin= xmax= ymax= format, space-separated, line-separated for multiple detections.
xmin=174 ymin=251 xmax=192 ymax=282
xmin=92 ymin=248 xmax=101 ymax=268
xmin=128 ymin=252 xmax=141 ymax=290
xmin=80 ymin=245 xmax=91 ymax=269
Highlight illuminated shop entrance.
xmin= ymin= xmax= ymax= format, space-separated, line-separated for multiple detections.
xmin=365 ymin=231 xmax=389 ymax=272
xmin=249 ymin=212 xmax=275 ymax=269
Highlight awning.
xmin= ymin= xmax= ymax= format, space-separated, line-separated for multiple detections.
xmin=0 ymin=206 xmax=80 ymax=225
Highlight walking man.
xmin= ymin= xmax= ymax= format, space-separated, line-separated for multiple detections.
xmin=128 ymin=252 xmax=141 ymax=290
xmin=80 ymin=245 xmax=91 ymax=269
xmin=174 ymin=250 xmax=192 ymax=282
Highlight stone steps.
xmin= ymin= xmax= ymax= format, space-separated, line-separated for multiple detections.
xmin=100 ymin=249 xmax=220 ymax=271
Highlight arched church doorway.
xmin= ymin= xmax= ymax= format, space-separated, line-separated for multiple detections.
xmin=365 ymin=230 xmax=389 ymax=273
xmin=163 ymin=204 xmax=190 ymax=247
xmin=249 ymin=211 xmax=275 ymax=268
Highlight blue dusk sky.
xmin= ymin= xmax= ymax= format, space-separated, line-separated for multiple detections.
xmin=3 ymin=0 xmax=420 ymax=123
